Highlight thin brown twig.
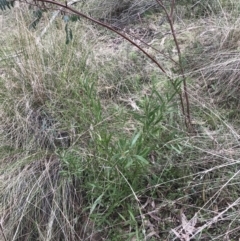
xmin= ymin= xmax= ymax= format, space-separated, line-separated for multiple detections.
xmin=156 ymin=0 xmax=192 ymax=131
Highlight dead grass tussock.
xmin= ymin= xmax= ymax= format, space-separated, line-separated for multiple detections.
xmin=184 ymin=15 xmax=240 ymax=110
xmin=0 ymin=154 xmax=102 ymax=241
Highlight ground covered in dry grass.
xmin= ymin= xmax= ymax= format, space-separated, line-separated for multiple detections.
xmin=1 ymin=1 xmax=240 ymax=240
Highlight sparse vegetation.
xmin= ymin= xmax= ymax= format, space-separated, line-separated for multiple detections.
xmin=1 ymin=0 xmax=240 ymax=240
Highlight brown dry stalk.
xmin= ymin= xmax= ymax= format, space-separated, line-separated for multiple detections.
xmin=156 ymin=0 xmax=192 ymax=131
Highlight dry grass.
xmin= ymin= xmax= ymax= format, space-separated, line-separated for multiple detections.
xmin=1 ymin=1 xmax=240 ymax=240
xmin=184 ymin=14 xmax=240 ymax=108
xmin=0 ymin=153 xmax=104 ymax=241
xmin=82 ymin=0 xmax=159 ymax=28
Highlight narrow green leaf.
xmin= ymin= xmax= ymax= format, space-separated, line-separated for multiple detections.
xmin=90 ymin=193 xmax=104 ymax=215
xmin=134 ymin=155 xmax=149 ymax=165
xmin=118 ymin=213 xmax=127 ymax=222
xmin=29 ymin=9 xmax=43 ymax=29
xmin=130 ymin=132 xmax=141 ymax=148
xmin=65 ymin=24 xmax=70 ymax=44
xmin=170 ymin=144 xmax=182 ymax=154
xmin=125 ymin=159 xmax=133 ymax=168
xmin=139 ymin=148 xmax=150 ymax=157
xmin=128 ymin=209 xmax=136 ymax=222
xmin=70 ymin=15 xmax=80 ymax=22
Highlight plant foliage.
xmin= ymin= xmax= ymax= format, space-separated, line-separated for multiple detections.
xmin=29 ymin=9 xmax=43 ymax=29
xmin=0 ymin=0 xmax=14 ymax=10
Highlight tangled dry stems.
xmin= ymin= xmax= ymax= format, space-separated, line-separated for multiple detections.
xmin=1 ymin=1 xmax=240 ymax=240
